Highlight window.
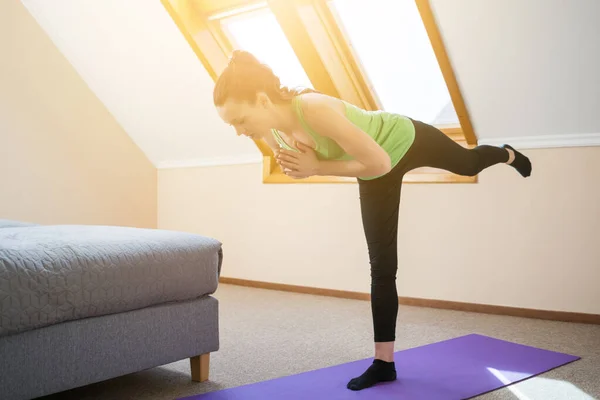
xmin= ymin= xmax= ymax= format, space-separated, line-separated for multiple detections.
xmin=328 ymin=0 xmax=458 ymax=126
xmin=219 ymin=7 xmax=313 ymax=90
xmin=162 ymin=0 xmax=477 ymax=184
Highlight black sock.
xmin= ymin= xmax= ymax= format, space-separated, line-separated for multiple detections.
xmin=503 ymin=144 xmax=532 ymax=177
xmin=346 ymin=359 xmax=397 ymax=391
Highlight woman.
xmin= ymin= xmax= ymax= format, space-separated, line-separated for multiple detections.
xmin=213 ymin=50 xmax=531 ymax=391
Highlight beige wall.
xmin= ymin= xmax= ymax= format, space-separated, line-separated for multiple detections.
xmin=159 ymin=147 xmax=600 ymax=315
xmin=0 ymin=0 xmax=156 ymax=228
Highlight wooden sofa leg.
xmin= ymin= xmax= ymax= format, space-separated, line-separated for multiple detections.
xmin=190 ymin=353 xmax=210 ymax=382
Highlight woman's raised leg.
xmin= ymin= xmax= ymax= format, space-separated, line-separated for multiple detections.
xmin=404 ymin=119 xmax=531 ymax=177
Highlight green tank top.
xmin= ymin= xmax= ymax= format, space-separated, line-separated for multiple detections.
xmin=271 ymin=95 xmax=415 ymax=180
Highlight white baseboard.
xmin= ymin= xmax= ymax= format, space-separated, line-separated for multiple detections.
xmin=478 ymin=133 xmax=600 ymax=149
xmin=157 ymin=154 xmax=263 ymax=169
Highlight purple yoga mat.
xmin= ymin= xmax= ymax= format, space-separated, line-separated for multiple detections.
xmin=180 ymin=334 xmax=580 ymax=400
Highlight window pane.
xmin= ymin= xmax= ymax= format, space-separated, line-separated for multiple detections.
xmin=329 ymin=0 xmax=459 ymax=125
xmin=221 ymin=9 xmax=313 ymax=90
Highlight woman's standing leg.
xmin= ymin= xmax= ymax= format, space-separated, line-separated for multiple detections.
xmin=346 ymin=118 xmax=531 ymax=391
xmin=347 ymin=170 xmax=404 ymax=391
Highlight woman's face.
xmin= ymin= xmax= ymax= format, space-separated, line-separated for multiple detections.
xmin=217 ymin=94 xmax=276 ymax=140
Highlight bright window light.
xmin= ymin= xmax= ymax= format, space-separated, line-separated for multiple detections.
xmin=329 ymin=0 xmax=459 ymax=125
xmin=221 ymin=9 xmax=314 ymax=90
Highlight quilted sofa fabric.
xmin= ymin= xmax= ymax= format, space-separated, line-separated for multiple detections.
xmin=0 ymin=224 xmax=223 ymax=338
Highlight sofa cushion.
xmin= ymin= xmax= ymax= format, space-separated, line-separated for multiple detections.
xmin=0 ymin=219 xmax=39 ymax=228
xmin=0 ymin=224 xmax=223 ymax=337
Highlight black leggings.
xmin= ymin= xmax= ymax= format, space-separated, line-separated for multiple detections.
xmin=357 ymin=119 xmax=510 ymax=343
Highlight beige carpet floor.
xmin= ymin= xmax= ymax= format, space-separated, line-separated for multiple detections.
xmin=40 ymin=283 xmax=600 ymax=400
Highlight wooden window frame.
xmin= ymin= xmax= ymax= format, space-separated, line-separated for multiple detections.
xmin=162 ymin=0 xmax=478 ymax=184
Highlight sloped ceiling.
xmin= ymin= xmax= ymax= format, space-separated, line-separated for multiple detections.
xmin=20 ymin=0 xmax=600 ymax=169
xmin=20 ymin=0 xmax=260 ymax=168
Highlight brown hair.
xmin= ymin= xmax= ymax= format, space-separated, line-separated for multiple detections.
xmin=213 ymin=49 xmax=317 ymax=107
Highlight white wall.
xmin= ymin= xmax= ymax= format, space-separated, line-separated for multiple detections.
xmin=159 ymin=147 xmax=600 ymax=315
xmin=20 ymin=0 xmax=260 ymax=168
xmin=431 ymin=0 xmax=600 ymax=140
xmin=1 ymin=0 xmax=156 ymax=227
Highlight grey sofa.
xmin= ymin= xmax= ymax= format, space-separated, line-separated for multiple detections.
xmin=0 ymin=219 xmax=223 ymax=400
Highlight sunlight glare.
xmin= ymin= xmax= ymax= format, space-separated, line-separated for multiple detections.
xmin=222 ymin=10 xmax=313 ymax=90
xmin=487 ymin=367 xmax=597 ymax=400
